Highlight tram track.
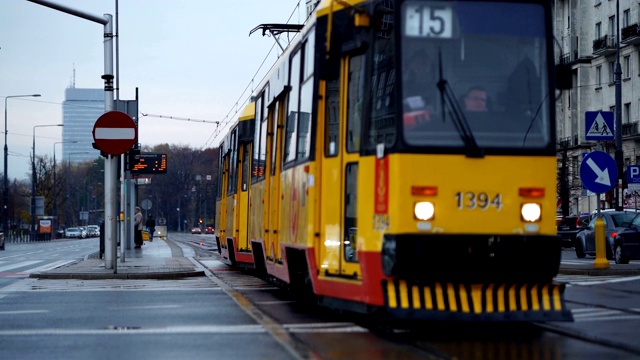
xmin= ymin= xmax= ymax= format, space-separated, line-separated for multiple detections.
xmin=170 ymin=235 xmax=640 ymax=358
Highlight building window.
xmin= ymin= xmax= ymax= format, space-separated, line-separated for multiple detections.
xmin=623 ymin=9 xmax=630 ymax=28
xmin=624 ymin=103 xmax=630 ymax=124
xmin=609 ymin=61 xmax=615 ymax=83
xmin=608 ymin=16 xmax=615 ymax=37
xmin=624 ymin=56 xmax=630 ymax=79
xmin=595 ymin=22 xmax=602 ymax=39
xmin=596 ymin=66 xmax=602 ymax=87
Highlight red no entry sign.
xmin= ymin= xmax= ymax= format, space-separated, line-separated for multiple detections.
xmin=92 ymin=111 xmax=137 ymax=155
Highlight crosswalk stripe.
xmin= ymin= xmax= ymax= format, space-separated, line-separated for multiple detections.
xmin=26 ymin=260 xmax=75 ymax=274
xmin=0 ymin=261 xmax=42 ymax=272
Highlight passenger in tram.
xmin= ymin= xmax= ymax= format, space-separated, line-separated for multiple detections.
xmin=403 ymin=49 xmax=435 ymax=127
xmin=462 ymin=86 xmax=489 ymax=112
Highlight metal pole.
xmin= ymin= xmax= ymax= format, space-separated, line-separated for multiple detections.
xmin=27 ymin=0 xmax=115 ymax=272
xmin=614 ymin=0 xmax=623 ymax=210
xmin=4 ymin=94 xmax=40 ymax=245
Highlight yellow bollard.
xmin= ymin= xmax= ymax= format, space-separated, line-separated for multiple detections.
xmin=593 ymin=216 xmax=610 ymax=269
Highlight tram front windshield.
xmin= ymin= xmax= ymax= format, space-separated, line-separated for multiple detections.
xmin=398 ymin=1 xmax=551 ymax=151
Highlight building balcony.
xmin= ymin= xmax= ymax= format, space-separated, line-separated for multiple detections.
xmin=622 ymin=122 xmax=640 ymax=137
xmin=621 ymin=23 xmax=640 ymax=45
xmin=592 ymin=35 xmax=617 ymax=56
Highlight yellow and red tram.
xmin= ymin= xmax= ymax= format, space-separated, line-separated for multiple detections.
xmin=215 ymin=0 xmax=571 ymax=322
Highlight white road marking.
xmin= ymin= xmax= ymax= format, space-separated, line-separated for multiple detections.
xmin=26 ymin=260 xmax=76 ymax=274
xmin=0 ymin=322 xmax=368 ymax=336
xmin=0 ymin=310 xmax=48 ymax=315
xmin=0 ymin=261 xmax=42 ymax=272
xmin=571 ymin=308 xmax=640 ymax=322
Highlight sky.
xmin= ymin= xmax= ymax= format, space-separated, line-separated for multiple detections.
xmin=0 ymin=0 xmax=306 ymax=180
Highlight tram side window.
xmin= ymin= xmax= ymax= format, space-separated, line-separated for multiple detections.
xmin=216 ymin=144 xmax=224 ymax=201
xmin=242 ymin=144 xmax=250 ymax=192
xmin=285 ymin=49 xmax=301 ymax=164
xmin=227 ymin=130 xmax=238 ymax=196
xmin=252 ymin=94 xmax=265 ymax=183
xmin=270 ymin=101 xmax=280 ymax=176
xmin=368 ymin=10 xmax=397 ymax=151
xmin=325 ymin=78 xmax=340 ymax=157
xmin=344 ymin=163 xmax=358 ymax=263
xmin=297 ymin=36 xmax=314 ymax=160
xmin=347 ymin=54 xmax=366 ymax=153
xmin=259 ymin=91 xmax=269 ymax=181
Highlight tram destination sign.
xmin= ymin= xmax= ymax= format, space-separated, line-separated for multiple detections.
xmin=131 ymin=153 xmax=167 ymax=174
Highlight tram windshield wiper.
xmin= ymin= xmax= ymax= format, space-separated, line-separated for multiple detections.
xmin=436 ymin=50 xmax=484 ymax=158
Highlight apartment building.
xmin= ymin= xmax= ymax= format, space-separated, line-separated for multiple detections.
xmin=554 ymin=0 xmax=640 ymax=214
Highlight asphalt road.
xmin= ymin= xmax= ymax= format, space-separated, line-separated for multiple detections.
xmin=1 ymin=236 xmax=639 ymax=359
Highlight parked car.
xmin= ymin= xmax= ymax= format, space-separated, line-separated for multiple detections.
xmin=0 ymin=232 xmax=4 ymax=250
xmin=575 ymin=211 xmax=637 ymax=259
xmin=205 ymin=225 xmax=214 ymax=234
xmin=191 ymin=227 xmax=202 ymax=235
xmin=87 ymin=225 xmax=100 ymax=237
xmin=64 ymin=227 xmax=82 ymax=238
xmin=612 ymin=212 xmax=640 ymax=264
xmin=78 ymin=227 xmax=88 ymax=239
xmin=557 ymin=215 xmax=583 ymax=248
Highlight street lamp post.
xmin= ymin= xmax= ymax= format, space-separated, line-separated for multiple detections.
xmin=53 ymin=140 xmax=76 ymax=238
xmin=3 ymin=94 xmax=40 ymax=243
xmin=31 ymin=124 xmax=63 ymax=241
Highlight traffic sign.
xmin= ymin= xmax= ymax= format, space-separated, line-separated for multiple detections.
xmin=92 ymin=111 xmax=137 ymax=155
xmin=580 ymin=151 xmax=617 ymax=194
xmin=627 ymin=165 xmax=640 ymax=184
xmin=627 ymin=165 xmax=640 ymax=190
xmin=585 ymin=111 xmax=614 ymax=140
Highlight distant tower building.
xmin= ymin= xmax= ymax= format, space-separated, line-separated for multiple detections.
xmin=62 ymin=88 xmax=103 ymax=163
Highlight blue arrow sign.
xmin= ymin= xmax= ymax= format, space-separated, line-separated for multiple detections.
xmin=580 ymin=151 xmax=617 ymax=194
xmin=585 ymin=111 xmax=614 ymax=140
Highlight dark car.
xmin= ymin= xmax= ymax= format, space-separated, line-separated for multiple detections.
xmin=204 ymin=225 xmax=214 ymax=234
xmin=612 ymin=212 xmax=640 ymax=264
xmin=557 ymin=215 xmax=583 ymax=248
xmin=575 ymin=211 xmax=637 ymax=259
xmin=0 ymin=232 xmax=4 ymax=250
xmin=191 ymin=227 xmax=202 ymax=235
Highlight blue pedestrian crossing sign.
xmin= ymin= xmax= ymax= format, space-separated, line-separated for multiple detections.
xmin=585 ymin=111 xmax=614 ymax=140
xmin=580 ymin=151 xmax=617 ymax=194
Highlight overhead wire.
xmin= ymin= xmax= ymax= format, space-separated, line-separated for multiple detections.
xmin=202 ymin=0 xmax=303 ymax=150
xmin=132 ymin=1 xmax=303 ymax=151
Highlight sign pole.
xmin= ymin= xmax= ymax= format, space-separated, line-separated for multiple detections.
xmin=593 ymin=194 xmax=609 ymax=269
xmin=580 ymin=151 xmax=615 ymax=270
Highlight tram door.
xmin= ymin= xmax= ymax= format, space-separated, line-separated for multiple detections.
xmin=319 ymin=55 xmax=363 ymax=279
xmin=235 ymin=143 xmax=251 ymax=251
xmin=218 ymin=146 xmax=230 ymax=252
xmin=266 ymin=100 xmax=284 ymax=263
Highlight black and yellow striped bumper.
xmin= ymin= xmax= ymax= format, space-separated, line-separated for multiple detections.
xmin=382 ymin=280 xmax=572 ymax=322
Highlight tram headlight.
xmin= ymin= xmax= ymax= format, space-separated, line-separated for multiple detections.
xmin=521 ymin=203 xmax=541 ymax=222
xmin=414 ymin=201 xmax=435 ymax=221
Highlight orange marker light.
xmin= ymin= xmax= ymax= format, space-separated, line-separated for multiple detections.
xmin=412 ymin=186 xmax=438 ymax=196
xmin=519 ymin=187 xmax=545 ymax=198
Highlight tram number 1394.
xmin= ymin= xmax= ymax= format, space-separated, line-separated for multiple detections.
xmin=456 ymin=192 xmax=503 ymax=211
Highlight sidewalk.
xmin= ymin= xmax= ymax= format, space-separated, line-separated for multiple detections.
xmin=29 ymin=238 xmax=640 ymax=280
xmin=29 ymin=238 xmax=204 ymax=280
xmin=558 ymin=261 xmax=640 ymax=276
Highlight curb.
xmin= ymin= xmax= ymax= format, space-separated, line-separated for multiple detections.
xmin=558 ymin=268 xmax=640 ymax=276
xmin=28 ymin=270 xmax=205 ymax=280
